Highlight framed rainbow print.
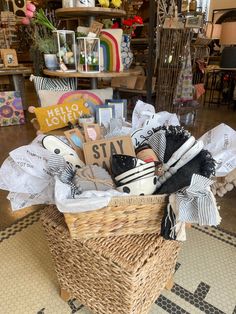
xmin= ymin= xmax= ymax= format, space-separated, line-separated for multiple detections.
xmin=0 ymin=91 xmax=25 ymax=127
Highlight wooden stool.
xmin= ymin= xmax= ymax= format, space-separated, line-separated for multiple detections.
xmin=40 ymin=206 xmax=180 ymax=314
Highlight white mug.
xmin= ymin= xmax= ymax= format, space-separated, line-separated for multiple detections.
xmin=75 ymin=0 xmax=95 ymax=7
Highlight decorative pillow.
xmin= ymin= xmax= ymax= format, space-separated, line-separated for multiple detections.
xmin=0 ymin=91 xmax=25 ymax=126
xmin=100 ymin=29 xmax=123 ymax=72
xmin=34 ymin=100 xmax=87 ymax=133
xmin=37 ymin=88 xmax=113 ymax=116
xmin=30 ymin=75 xmax=77 ymax=92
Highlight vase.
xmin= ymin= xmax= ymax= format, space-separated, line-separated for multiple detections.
xmin=121 ymin=34 xmax=133 ymax=70
xmin=44 ymin=54 xmax=58 ymax=70
xmin=74 ymin=0 xmax=95 ymax=7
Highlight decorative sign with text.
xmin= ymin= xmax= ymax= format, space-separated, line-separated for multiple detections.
xmin=34 ymin=100 xmax=88 ymax=132
xmin=64 ymin=128 xmax=85 ymax=162
xmin=83 ymin=136 xmax=135 ymax=171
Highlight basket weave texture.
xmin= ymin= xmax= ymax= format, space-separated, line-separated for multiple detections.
xmin=40 ymin=206 xmax=180 ymax=314
xmin=63 ymin=194 xmax=168 ymax=240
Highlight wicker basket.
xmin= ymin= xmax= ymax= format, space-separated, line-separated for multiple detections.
xmin=40 ymin=206 xmax=180 ymax=314
xmin=63 ymin=194 xmax=168 ymax=240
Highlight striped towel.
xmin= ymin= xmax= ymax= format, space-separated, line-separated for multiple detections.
xmin=176 ymin=174 xmax=221 ymax=226
xmin=48 ymin=155 xmax=82 ymax=198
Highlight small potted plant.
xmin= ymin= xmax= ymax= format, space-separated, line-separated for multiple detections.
xmin=37 ymin=36 xmax=58 ymax=70
xmin=78 ymin=113 xmax=95 ymax=126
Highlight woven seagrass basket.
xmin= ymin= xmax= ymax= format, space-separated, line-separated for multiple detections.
xmin=63 ymin=194 xmax=168 ymax=240
xmin=40 ymin=206 xmax=180 ymax=314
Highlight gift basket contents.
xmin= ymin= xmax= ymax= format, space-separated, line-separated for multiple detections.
xmin=1 ymin=99 xmax=236 ymax=240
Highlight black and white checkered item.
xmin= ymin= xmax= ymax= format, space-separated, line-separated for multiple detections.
xmin=148 ymin=130 xmax=166 ymax=162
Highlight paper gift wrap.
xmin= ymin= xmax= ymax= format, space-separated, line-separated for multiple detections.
xmin=34 ymin=100 xmax=88 ymax=132
xmin=0 ymin=91 xmax=25 ymax=127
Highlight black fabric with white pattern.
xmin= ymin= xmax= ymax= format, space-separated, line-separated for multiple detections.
xmin=30 ymin=75 xmax=77 ymax=92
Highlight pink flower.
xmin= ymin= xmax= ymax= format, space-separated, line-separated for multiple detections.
xmin=22 ymin=17 xmax=30 ymax=25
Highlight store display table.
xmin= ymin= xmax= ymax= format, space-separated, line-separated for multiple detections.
xmin=40 ymin=205 xmax=180 ymax=314
xmin=0 ymin=66 xmax=32 ymax=109
xmin=43 ymin=68 xmax=142 ymax=78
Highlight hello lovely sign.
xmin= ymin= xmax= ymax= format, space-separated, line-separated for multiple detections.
xmin=34 ymin=100 xmax=90 ymax=132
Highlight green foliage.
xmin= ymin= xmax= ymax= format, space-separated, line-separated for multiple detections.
xmin=37 ymin=36 xmax=57 ymax=54
xmin=76 ymin=32 xmax=88 ymax=38
xmin=80 ymin=113 xmax=93 ymax=118
xmin=34 ymin=8 xmax=57 ymax=31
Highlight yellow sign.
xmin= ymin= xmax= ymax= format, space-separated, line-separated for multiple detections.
xmin=34 ymin=100 xmax=89 ymax=132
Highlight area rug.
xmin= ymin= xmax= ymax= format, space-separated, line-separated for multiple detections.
xmin=0 ymin=211 xmax=235 ymax=314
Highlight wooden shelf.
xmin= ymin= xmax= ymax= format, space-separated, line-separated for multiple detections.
xmin=117 ymin=87 xmax=156 ymax=95
xmin=131 ymin=38 xmax=148 ymax=44
xmin=55 ymin=7 xmax=126 ymax=19
xmin=43 ymin=68 xmax=142 ymax=78
xmin=0 ymin=66 xmax=32 ymax=76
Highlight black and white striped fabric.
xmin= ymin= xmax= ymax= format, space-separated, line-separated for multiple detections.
xmin=47 ymin=155 xmax=82 ymax=198
xmin=30 ymin=75 xmax=77 ymax=92
xmin=148 ymin=130 xmax=166 ymax=162
xmin=176 ymin=174 xmax=221 ymax=226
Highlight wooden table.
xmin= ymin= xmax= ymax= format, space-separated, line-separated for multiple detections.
xmin=43 ymin=69 xmax=142 ymax=89
xmin=0 ymin=66 xmax=32 ymax=109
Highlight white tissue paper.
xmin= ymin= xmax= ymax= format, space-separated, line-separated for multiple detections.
xmin=54 ymin=177 xmax=125 ymax=213
xmin=131 ymin=100 xmax=155 ymax=130
xmin=131 ymin=110 xmax=180 ymax=148
xmin=0 ymin=157 xmax=50 ymax=194
xmin=7 ymin=184 xmax=55 ymax=211
xmin=199 ymin=123 xmax=236 ymax=176
xmin=143 ymin=111 xmax=180 ymax=129
xmin=9 ymin=144 xmax=52 ymax=179
xmin=0 ymin=135 xmax=55 ymax=211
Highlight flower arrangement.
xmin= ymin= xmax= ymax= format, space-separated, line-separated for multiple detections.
xmin=98 ymin=0 xmax=122 ymax=9
xmin=112 ymin=16 xmax=143 ymax=36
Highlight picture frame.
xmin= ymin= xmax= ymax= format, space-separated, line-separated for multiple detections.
xmin=1 ymin=49 xmax=18 ymax=67
xmin=185 ymin=15 xmax=203 ymax=29
xmin=96 ymin=107 xmax=113 ymax=126
xmin=105 ymin=99 xmax=127 ymax=120
xmin=83 ymin=123 xmax=101 ymax=142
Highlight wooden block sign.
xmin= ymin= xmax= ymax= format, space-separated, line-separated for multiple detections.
xmin=64 ymin=129 xmax=85 ymax=162
xmin=83 ymin=136 xmax=135 ymax=171
xmin=83 ymin=123 xmax=102 ymax=142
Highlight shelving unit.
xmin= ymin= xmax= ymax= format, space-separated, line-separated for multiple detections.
xmin=55 ymin=7 xmax=126 ymax=19
xmin=46 ymin=7 xmax=141 ymax=88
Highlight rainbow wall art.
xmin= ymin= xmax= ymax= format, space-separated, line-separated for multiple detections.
xmin=100 ymin=30 xmax=122 ymax=72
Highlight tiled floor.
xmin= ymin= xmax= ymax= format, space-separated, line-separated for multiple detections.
xmin=0 ymin=81 xmax=236 ymax=232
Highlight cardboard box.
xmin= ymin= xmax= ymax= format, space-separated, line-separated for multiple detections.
xmin=111 ymin=76 xmax=138 ymax=89
xmin=135 ymin=76 xmax=156 ymax=92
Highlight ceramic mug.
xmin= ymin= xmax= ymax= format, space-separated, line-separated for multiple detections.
xmin=75 ymin=0 xmax=95 ymax=7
